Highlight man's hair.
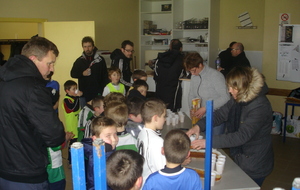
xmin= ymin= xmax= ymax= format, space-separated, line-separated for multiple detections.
xmin=229 ymin=41 xmax=237 ymax=48
xmin=132 ymin=79 xmax=149 ymax=90
xmin=164 ymin=129 xmax=191 ymax=164
xmin=21 ymin=36 xmax=59 ymax=60
xmin=184 ymin=52 xmax=203 ymax=71
xmin=132 ymin=70 xmax=147 ymax=81
xmin=121 ymin=40 xmax=134 ymax=49
xmin=92 ymin=95 xmax=104 ymax=109
xmin=141 ymin=98 xmax=166 ymax=123
xmin=105 ymin=102 xmax=128 ymax=128
xmin=103 ymin=92 xmax=126 ymax=108
xmin=108 ymin=66 xmax=121 ymax=79
xmin=170 ymin=39 xmax=182 ymax=51
xmin=126 ymin=97 xmax=145 ymax=116
xmin=107 ymin=149 xmax=144 ymax=190
xmin=82 ymin=36 xmax=95 ymax=47
xmin=234 ymin=42 xmax=244 ymax=52
xmin=63 ymin=80 xmax=77 ymax=91
xmin=91 ymin=116 xmax=117 ymax=137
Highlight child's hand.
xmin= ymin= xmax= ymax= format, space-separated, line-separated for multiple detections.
xmin=75 ymin=90 xmax=83 ymax=97
xmin=66 ymin=132 xmax=75 ymax=141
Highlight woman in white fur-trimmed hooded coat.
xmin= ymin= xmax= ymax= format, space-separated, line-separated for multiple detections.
xmin=187 ymin=67 xmax=274 ymax=187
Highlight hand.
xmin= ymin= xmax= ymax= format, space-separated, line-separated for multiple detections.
xmin=65 ymin=132 xmax=75 ymax=141
xmin=75 ymin=90 xmax=83 ymax=97
xmin=186 ymin=125 xmax=200 ymax=139
xmin=193 ymin=107 xmax=206 ymax=118
xmin=217 ymin=67 xmax=224 ymax=72
xmin=83 ymin=68 xmax=91 ymax=76
xmin=191 ymin=139 xmax=206 ymax=150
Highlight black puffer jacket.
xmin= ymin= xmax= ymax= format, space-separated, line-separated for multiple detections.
xmin=0 ymin=55 xmax=65 ymax=183
xmin=197 ymin=68 xmax=274 ymax=179
xmin=154 ymin=50 xmax=184 ymax=111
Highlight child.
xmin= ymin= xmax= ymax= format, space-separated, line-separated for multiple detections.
xmin=81 ymin=116 xmax=119 ymax=190
xmin=137 ymin=98 xmax=166 ymax=185
xmin=107 ymin=149 xmax=144 ymax=190
xmin=143 ymin=129 xmax=203 ymax=190
xmin=78 ymin=100 xmax=94 ymax=142
xmin=47 ymin=132 xmax=74 ymax=190
xmin=62 ymin=80 xmax=83 ymax=166
xmin=127 ymin=79 xmax=148 ymax=100
xmin=103 ymin=92 xmax=126 ymax=108
xmin=132 ymin=69 xmax=147 ymax=82
xmin=46 ymin=71 xmax=60 ymax=113
xmin=125 ymin=97 xmax=145 ymax=138
xmin=82 ymin=95 xmax=105 ymax=139
xmin=105 ymin=102 xmax=138 ymax=151
xmin=103 ymin=67 xmax=125 ymax=96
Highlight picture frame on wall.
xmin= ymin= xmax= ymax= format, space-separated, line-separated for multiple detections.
xmin=161 ymin=4 xmax=172 ymax=11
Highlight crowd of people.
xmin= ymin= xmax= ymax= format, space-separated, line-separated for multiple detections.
xmin=0 ymin=36 xmax=273 ymax=190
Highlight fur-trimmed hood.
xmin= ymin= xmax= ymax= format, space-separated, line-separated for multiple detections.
xmin=237 ymin=68 xmax=265 ymax=103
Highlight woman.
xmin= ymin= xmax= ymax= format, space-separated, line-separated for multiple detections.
xmin=186 ymin=66 xmax=274 ymax=186
xmin=185 ymin=52 xmax=230 ymax=135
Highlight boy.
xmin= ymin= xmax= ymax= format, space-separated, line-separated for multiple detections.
xmin=62 ymin=80 xmax=83 ymax=166
xmin=103 ymin=67 xmax=125 ymax=96
xmin=137 ymin=98 xmax=166 ymax=185
xmin=105 ymin=102 xmax=138 ymax=151
xmin=132 ymin=69 xmax=147 ymax=82
xmin=82 ymin=95 xmax=105 ymax=139
xmin=143 ymin=129 xmax=203 ymax=190
xmin=127 ymin=79 xmax=148 ymax=100
xmin=103 ymin=92 xmax=126 ymax=108
xmin=81 ymin=116 xmax=118 ymax=190
xmin=107 ymin=149 xmax=144 ymax=190
xmin=125 ymin=97 xmax=145 ymax=138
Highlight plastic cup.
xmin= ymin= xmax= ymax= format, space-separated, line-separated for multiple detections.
xmin=166 ymin=117 xmax=171 ymax=125
xmin=211 ymin=172 xmax=216 ymax=186
xmin=171 ymin=117 xmax=176 ymax=126
xmin=179 ymin=114 xmax=185 ymax=123
xmin=218 ymin=155 xmax=226 ymax=160
xmin=211 ymin=159 xmax=216 ymax=171
xmin=198 ymin=135 xmax=203 ymax=139
xmin=216 ymin=161 xmax=225 ymax=174
xmin=175 ymin=115 xmax=179 ymax=124
xmin=217 ymin=158 xmax=226 ymax=163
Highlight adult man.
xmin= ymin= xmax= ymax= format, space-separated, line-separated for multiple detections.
xmin=154 ymin=39 xmax=185 ymax=112
xmin=71 ymin=36 xmax=108 ymax=103
xmin=0 ymin=37 xmax=65 ymax=189
xmin=218 ymin=41 xmax=236 ymax=77
xmin=110 ymin=40 xmax=134 ymax=91
xmin=230 ymin=42 xmax=251 ymax=69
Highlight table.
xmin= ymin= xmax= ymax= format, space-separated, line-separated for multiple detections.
xmin=283 ymin=100 xmax=300 ymax=142
xmin=160 ymin=113 xmax=260 ymax=190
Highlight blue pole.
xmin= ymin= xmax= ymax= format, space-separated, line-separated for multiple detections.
xmin=71 ymin=142 xmax=86 ymax=190
xmin=204 ymin=100 xmax=213 ymax=190
xmin=93 ymin=138 xmax=107 ymax=190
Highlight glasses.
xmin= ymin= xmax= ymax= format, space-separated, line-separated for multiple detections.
xmin=231 ymin=48 xmax=239 ymax=51
xmin=125 ymin=49 xmax=135 ymax=53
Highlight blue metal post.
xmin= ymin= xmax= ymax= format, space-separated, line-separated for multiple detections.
xmin=93 ymin=138 xmax=107 ymax=190
xmin=204 ymin=100 xmax=213 ymax=190
xmin=71 ymin=142 xmax=86 ymax=190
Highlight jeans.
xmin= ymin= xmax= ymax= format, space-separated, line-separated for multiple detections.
xmin=0 ymin=178 xmax=49 ymax=190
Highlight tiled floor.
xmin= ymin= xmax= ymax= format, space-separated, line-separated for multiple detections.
xmin=63 ymin=135 xmax=300 ymax=190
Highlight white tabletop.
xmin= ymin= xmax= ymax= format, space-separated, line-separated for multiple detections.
xmin=160 ymin=113 xmax=260 ymax=190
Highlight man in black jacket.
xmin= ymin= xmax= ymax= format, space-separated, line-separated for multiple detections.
xmin=154 ymin=39 xmax=184 ymax=112
xmin=0 ymin=37 xmax=65 ymax=189
xmin=110 ymin=40 xmax=135 ymax=92
xmin=71 ymin=36 xmax=108 ymax=103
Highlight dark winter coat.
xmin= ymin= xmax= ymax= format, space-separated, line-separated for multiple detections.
xmin=71 ymin=48 xmax=108 ymax=102
xmin=154 ymin=50 xmax=184 ymax=111
xmin=0 ymin=55 xmax=65 ymax=183
xmin=197 ymin=68 xmax=274 ymax=179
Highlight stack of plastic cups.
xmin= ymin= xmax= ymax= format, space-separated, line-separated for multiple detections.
xmin=216 ymin=155 xmax=226 ymax=175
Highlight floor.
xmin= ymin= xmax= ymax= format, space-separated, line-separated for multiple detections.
xmin=62 ymin=134 xmax=300 ymax=190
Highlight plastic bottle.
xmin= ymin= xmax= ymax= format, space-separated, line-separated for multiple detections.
xmin=215 ymin=57 xmax=221 ymax=70
xmin=292 ymin=177 xmax=300 ymax=190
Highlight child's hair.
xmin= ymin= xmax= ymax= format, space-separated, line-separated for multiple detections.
xmin=104 ymin=102 xmax=128 ymax=128
xmin=141 ymin=98 xmax=166 ymax=123
xmin=103 ymin=92 xmax=126 ymax=108
xmin=92 ymin=95 xmax=104 ymax=109
xmin=91 ymin=116 xmax=117 ymax=137
xmin=164 ymin=129 xmax=191 ymax=164
xmin=107 ymin=149 xmax=144 ymax=190
xmin=132 ymin=79 xmax=149 ymax=90
xmin=132 ymin=70 xmax=147 ymax=81
xmin=108 ymin=66 xmax=121 ymax=79
xmin=126 ymin=97 xmax=145 ymax=116
xmin=63 ymin=80 xmax=77 ymax=91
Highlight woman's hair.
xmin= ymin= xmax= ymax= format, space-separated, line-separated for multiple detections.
xmin=226 ymin=67 xmax=263 ymax=102
xmin=184 ymin=52 xmax=203 ymax=71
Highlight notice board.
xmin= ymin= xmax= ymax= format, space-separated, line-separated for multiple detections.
xmin=277 ymin=24 xmax=300 ymax=82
